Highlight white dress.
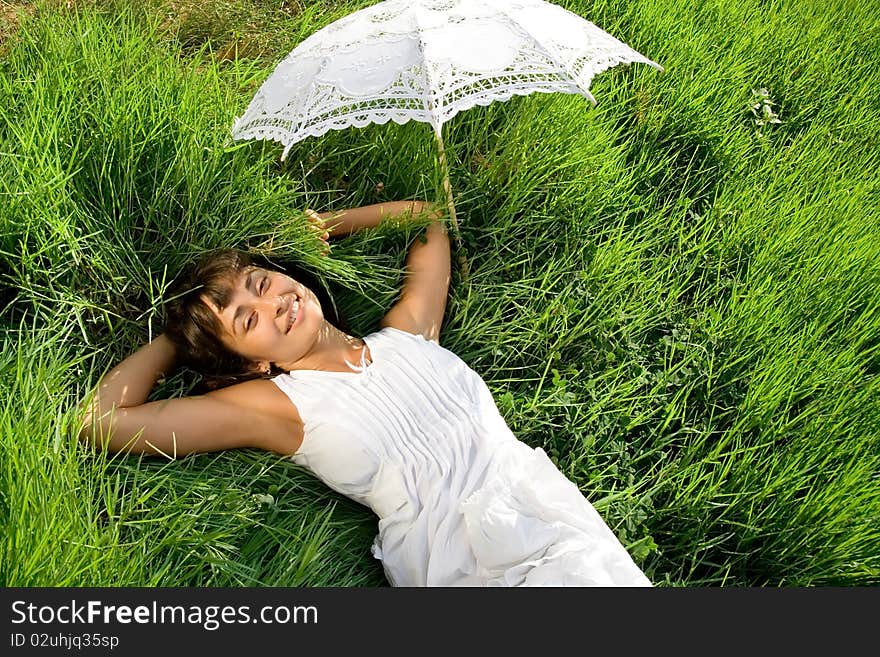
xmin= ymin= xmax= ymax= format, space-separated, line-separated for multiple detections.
xmin=271 ymin=326 xmax=651 ymax=587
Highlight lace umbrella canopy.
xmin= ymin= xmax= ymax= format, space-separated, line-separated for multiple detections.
xmin=231 ymin=0 xmax=662 ymax=264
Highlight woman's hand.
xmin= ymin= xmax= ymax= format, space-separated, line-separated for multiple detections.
xmin=305 ymin=208 xmax=331 ymax=256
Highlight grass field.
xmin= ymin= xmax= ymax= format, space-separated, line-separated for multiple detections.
xmin=1 ymin=0 xmax=878 ymax=586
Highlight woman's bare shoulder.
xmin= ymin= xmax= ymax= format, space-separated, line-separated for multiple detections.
xmin=205 ymin=378 xmax=298 ymax=418
xmin=204 ymin=378 xmax=304 ymax=455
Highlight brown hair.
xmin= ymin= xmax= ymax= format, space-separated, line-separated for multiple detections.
xmin=163 ymin=248 xmax=347 ymax=392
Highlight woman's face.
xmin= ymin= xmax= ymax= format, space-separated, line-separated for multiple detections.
xmin=202 ymin=265 xmax=323 ymax=370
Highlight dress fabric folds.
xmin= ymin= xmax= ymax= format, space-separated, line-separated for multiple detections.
xmin=271 ymin=326 xmax=651 ymax=587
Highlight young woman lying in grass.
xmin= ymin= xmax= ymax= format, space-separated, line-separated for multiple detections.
xmin=78 ymin=200 xmax=651 ymax=587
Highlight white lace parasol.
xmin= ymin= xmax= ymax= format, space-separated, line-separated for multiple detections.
xmin=232 ymin=0 xmax=661 ymax=155
xmin=231 ymin=0 xmax=662 ymax=273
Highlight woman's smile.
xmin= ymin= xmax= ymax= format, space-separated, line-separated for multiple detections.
xmin=286 ymin=296 xmax=302 ymax=333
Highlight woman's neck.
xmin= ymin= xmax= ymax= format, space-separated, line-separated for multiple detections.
xmin=278 ymin=321 xmax=370 ymax=373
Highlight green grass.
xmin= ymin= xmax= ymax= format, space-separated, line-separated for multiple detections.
xmin=1 ymin=0 xmax=878 ymax=586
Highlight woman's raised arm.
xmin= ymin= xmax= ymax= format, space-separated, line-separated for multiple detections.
xmin=78 ymin=333 xmax=177 ymax=445
xmin=77 ymin=335 xmax=300 ymax=457
xmin=315 ymin=200 xmax=435 ymax=237
xmin=310 ymin=200 xmax=450 ymax=342
xmin=379 ymin=204 xmax=450 ymax=343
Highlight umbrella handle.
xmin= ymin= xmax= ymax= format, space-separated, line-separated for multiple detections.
xmin=434 ymin=127 xmax=470 ymax=282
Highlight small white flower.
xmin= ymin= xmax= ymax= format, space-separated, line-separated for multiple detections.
xmin=750 ymin=87 xmax=782 ymax=136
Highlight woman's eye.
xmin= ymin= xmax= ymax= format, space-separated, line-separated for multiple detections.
xmin=261 ymin=277 xmax=268 ymax=294
xmin=247 ymin=313 xmax=256 ymax=331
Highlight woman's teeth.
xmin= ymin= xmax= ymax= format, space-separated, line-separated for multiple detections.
xmin=288 ymin=298 xmax=300 ymax=332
